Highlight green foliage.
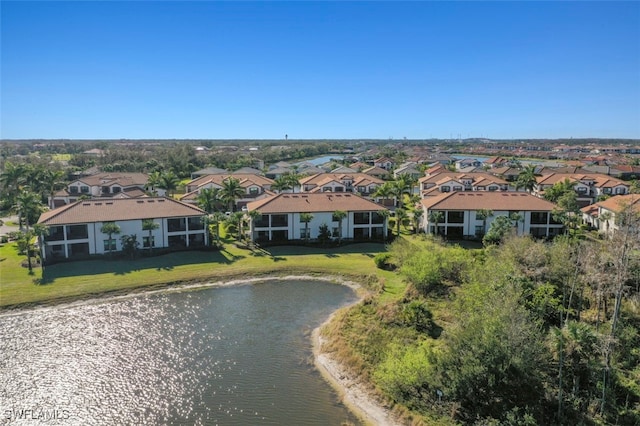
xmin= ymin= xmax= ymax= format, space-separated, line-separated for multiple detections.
xmin=374 ymin=341 xmax=438 ymax=409
xmin=482 ymin=215 xmax=514 ymax=246
xmin=397 ymin=242 xmax=472 ymax=295
xmin=399 ymin=300 xmax=434 ymax=333
xmin=317 ymin=223 xmax=331 ymax=243
xmin=119 ymin=234 xmax=139 ymax=259
xmin=373 ymin=252 xmax=395 ymax=270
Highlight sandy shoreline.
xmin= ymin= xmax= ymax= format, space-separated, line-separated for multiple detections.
xmin=1 ymin=273 xmax=403 ymax=424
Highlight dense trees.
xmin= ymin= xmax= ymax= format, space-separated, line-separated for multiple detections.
xmin=344 ymin=232 xmax=640 ymax=425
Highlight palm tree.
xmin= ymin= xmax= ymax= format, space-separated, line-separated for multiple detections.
xmin=476 ymin=209 xmax=494 ymax=236
xmin=428 ymin=211 xmax=444 ymax=236
xmin=332 ymin=210 xmax=347 ymax=245
xmin=271 ymin=176 xmax=293 ymax=193
xmin=100 ymin=222 xmax=121 ymax=256
xmin=599 ymin=211 xmax=612 ymax=234
xmin=300 ymin=212 xmax=314 ymax=242
xmin=376 ymin=210 xmax=390 ymax=241
xmin=373 ymin=182 xmax=394 ymax=207
xmin=141 ymin=219 xmax=159 ymax=254
xmin=146 ymin=171 xmax=163 ymax=195
xmin=510 ymin=212 xmax=524 ymax=235
xmin=221 ymin=177 xmax=245 ymax=212
xmin=395 ymin=208 xmax=408 ymax=236
xmin=515 ymin=165 xmax=538 ymax=192
xmin=40 ymin=169 xmax=66 ymax=209
xmin=229 ymin=211 xmax=245 ymax=240
xmin=392 ymin=176 xmax=413 ymax=210
xmin=0 ymin=161 xmax=29 ymax=207
xmin=15 ymin=190 xmax=45 ymax=231
xmin=159 ymin=171 xmax=179 ymax=197
xmin=411 ymin=208 xmax=424 ymax=234
xmin=196 ymin=187 xmax=222 ymax=213
xmin=246 ymin=209 xmax=261 ymax=243
xmin=204 ymin=212 xmax=226 ymax=246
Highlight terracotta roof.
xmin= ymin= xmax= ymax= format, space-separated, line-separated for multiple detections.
xmin=299 ymin=173 xmax=383 ymax=187
xmin=38 ymin=197 xmax=205 ymax=225
xmin=420 ymin=191 xmax=557 ymax=211
xmin=419 ymin=172 xmax=507 ymax=186
xmin=536 ymin=173 xmax=628 ymax=188
xmin=246 ymin=193 xmax=387 ymax=214
xmin=74 ymin=172 xmax=148 ymax=187
xmin=187 ymin=174 xmax=274 ymax=190
xmin=595 ymin=194 xmax=640 ymax=214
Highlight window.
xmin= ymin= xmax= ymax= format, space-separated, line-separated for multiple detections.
xmin=80 ymin=186 xmax=89 ymax=193
xmin=255 ymin=215 xmax=269 ymax=228
xmin=300 ymin=228 xmax=310 ymax=239
xmin=530 ymin=212 xmax=548 ymax=224
xmin=168 ymin=235 xmax=186 ymax=248
xmin=167 ymin=218 xmax=186 ymax=232
xmin=332 ymin=227 xmax=339 ymax=237
xmin=475 ymin=225 xmax=484 ymax=236
xmin=357 ymin=186 xmax=366 ymax=193
xmin=69 ymin=186 xmax=78 ymax=194
xmin=371 ymin=212 xmax=385 ymax=224
xmin=354 ymin=212 xmax=370 ymax=224
xmin=249 ymin=187 xmax=259 ymax=195
xmin=440 ymin=186 xmax=450 ymax=192
xmin=112 ymin=186 xmax=121 ymax=193
xmin=104 ymin=239 xmax=117 ymax=251
xmin=603 ymin=188 xmax=611 ymax=194
xmin=271 ymin=214 xmax=288 ymax=227
xmin=488 ymin=186 xmax=497 ymax=191
xmin=188 ymin=217 xmax=203 ymax=229
xmin=143 ymin=236 xmax=155 ymax=248
xmin=453 ymin=186 xmax=463 ymax=191
xmin=447 ymin=211 xmax=464 ymax=224
xmin=323 ymin=187 xmax=332 ymax=192
xmin=334 ymin=187 xmax=344 ymax=192
xmin=67 ymin=224 xmax=88 ymax=240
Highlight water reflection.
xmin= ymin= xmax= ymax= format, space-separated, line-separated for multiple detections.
xmin=0 ymin=280 xmax=360 ymax=425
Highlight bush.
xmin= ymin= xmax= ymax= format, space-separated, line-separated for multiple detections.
xmin=374 ymin=252 xmax=395 ymax=270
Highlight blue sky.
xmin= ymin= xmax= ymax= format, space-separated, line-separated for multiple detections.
xmin=1 ymin=1 xmax=639 ymax=140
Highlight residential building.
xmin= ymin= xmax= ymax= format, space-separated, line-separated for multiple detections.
xmin=534 ymin=173 xmax=629 ymax=206
xmin=37 ymin=197 xmax=207 ymax=262
xmin=181 ymin=174 xmax=275 ymax=210
xmin=581 ymin=194 xmax=640 ymax=235
xmin=419 ymin=172 xmax=510 ymax=196
xmin=420 ymin=191 xmax=563 ymax=239
xmin=298 ymin=173 xmax=384 ymax=197
xmin=246 ymin=193 xmax=388 ymax=243
xmin=51 ymin=172 xmax=150 ymax=208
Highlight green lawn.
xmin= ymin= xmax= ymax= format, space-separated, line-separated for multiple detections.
xmin=0 ymin=240 xmax=407 ymax=309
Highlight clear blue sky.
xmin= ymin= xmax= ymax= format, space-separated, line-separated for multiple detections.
xmin=2 ymin=1 xmax=639 ymax=140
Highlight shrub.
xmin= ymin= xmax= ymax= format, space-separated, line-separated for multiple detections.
xmin=374 ymin=252 xmax=395 ymax=270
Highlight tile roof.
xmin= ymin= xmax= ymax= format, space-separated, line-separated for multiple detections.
xmin=187 ymin=174 xmax=274 ymax=190
xmin=38 ymin=197 xmax=205 ymax=225
xmin=420 ymin=191 xmax=557 ymax=211
xmin=75 ymin=172 xmax=149 ymax=187
xmin=536 ymin=173 xmax=628 ymax=188
xmin=419 ymin=172 xmax=508 ymax=186
xmin=594 ymin=194 xmax=640 ymax=214
xmin=246 ymin=193 xmax=387 ymax=214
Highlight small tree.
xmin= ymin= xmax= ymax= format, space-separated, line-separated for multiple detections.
xmin=483 ymin=216 xmax=513 ymax=246
xmin=141 ymin=219 xmax=159 ymax=255
xmin=120 ymin=234 xmax=139 ymax=259
xmin=476 ymin=209 xmax=494 ymax=236
xmin=428 ymin=211 xmax=444 ymax=236
xmin=300 ymin=212 xmax=314 ymax=242
xmin=510 ymin=212 xmax=524 ymax=235
xmin=332 ymin=210 xmax=347 ymax=245
xmin=317 ymin=223 xmax=331 ymax=244
xmin=395 ymin=208 xmax=408 ymax=236
xmin=100 ymin=222 xmax=121 ymax=256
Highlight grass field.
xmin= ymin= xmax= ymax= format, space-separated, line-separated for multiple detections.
xmin=0 ymin=239 xmax=407 ymax=309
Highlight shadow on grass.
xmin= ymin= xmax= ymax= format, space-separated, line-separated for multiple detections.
xmin=37 ymin=250 xmax=236 ymax=285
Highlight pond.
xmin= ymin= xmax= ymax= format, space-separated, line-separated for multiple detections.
xmin=0 ymin=279 xmax=361 ymax=425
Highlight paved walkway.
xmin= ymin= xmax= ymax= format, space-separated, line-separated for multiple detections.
xmin=0 ymin=215 xmax=20 ymax=237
